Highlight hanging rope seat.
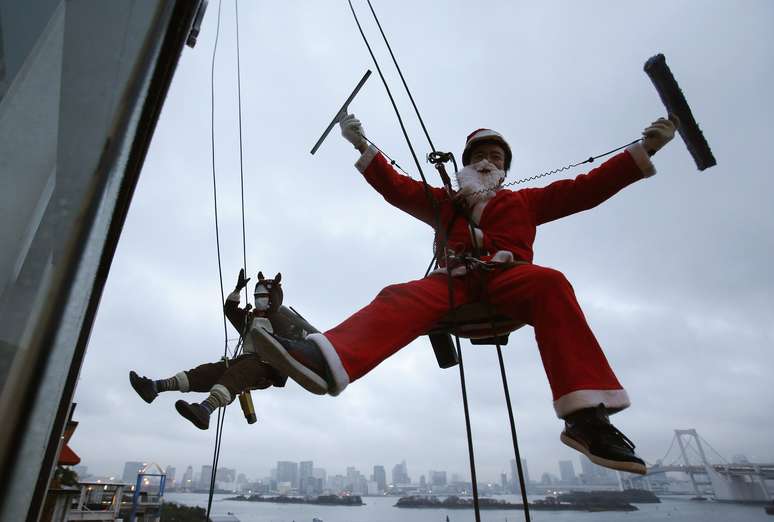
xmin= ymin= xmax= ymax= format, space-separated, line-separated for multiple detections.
xmin=428 ymin=302 xmax=524 ymax=344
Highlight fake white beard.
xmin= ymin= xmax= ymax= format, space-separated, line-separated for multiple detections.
xmin=455 ymin=160 xmax=505 ymax=206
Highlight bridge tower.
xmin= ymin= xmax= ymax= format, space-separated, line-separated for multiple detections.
xmin=675 ymin=429 xmax=711 ymax=496
xmin=675 ymin=429 xmax=771 ymax=502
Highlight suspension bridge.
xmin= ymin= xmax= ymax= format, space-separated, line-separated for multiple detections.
xmin=638 ymin=429 xmax=774 ymax=502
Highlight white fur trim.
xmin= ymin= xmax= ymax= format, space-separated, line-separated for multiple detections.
xmin=251 ymin=316 xmax=273 ymax=334
xmin=490 ymin=250 xmax=515 ymax=263
xmin=355 ymin=145 xmax=379 ymax=173
xmin=227 ymin=289 xmax=241 ymax=302
xmin=210 ymin=384 xmax=232 ymax=406
xmin=553 ymin=388 xmax=631 ymax=418
xmin=243 ymin=317 xmax=272 ymax=354
xmin=626 ymin=142 xmax=656 ymax=178
xmin=175 ymin=371 xmax=190 ymax=393
xmin=307 ymin=333 xmax=350 ymax=396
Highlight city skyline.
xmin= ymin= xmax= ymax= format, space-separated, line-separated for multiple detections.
xmin=80 ymin=445 xmax=751 ymax=492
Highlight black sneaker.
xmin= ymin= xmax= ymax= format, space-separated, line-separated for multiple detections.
xmin=560 ymin=404 xmax=647 ymax=475
xmin=175 ymin=400 xmax=210 ymax=430
xmin=129 ymin=371 xmax=158 ymax=404
xmin=250 ymin=328 xmax=329 ymax=395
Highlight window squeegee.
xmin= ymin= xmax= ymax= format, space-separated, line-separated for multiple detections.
xmin=310 ymin=70 xmax=372 ymax=155
xmin=644 ymin=54 xmax=716 ymax=171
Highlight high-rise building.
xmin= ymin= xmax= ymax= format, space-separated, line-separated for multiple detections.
xmin=313 ymin=467 xmax=327 ymax=489
xmin=121 ymin=461 xmax=145 ymax=484
xmin=199 ymin=465 xmax=213 ymax=490
xmin=558 ymin=460 xmax=576 ymax=483
xmin=299 ymin=461 xmax=314 ymax=494
xmin=429 ymin=470 xmax=447 ymax=486
xmin=182 ymin=466 xmax=194 ymax=490
xmin=372 ymin=465 xmax=386 ymax=492
xmin=217 ymin=467 xmax=236 ymax=483
xmin=509 ymin=458 xmax=530 ymax=493
xmin=346 ymin=466 xmax=361 ymax=490
xmin=276 ymin=461 xmax=298 ymax=488
xmin=165 ymin=466 xmax=177 ymax=487
xmin=392 ymin=460 xmax=410 ymax=485
xmin=579 ymin=456 xmax=616 ymax=485
xmin=328 ymin=474 xmax=346 ymax=493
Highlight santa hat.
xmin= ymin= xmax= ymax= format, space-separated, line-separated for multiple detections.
xmin=461 ymin=128 xmax=512 ymax=171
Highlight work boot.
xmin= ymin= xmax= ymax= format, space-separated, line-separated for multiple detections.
xmin=129 ymin=371 xmax=158 ymax=404
xmin=175 ymin=400 xmax=210 ymax=430
xmin=250 ymin=328 xmax=329 ymax=395
xmin=560 ymin=403 xmax=647 ymax=475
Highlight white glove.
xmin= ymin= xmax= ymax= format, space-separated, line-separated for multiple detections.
xmin=641 ymin=115 xmax=679 ymax=156
xmin=340 ymin=113 xmax=367 ymax=149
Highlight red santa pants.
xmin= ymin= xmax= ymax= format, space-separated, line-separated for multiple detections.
xmin=324 ymin=264 xmax=628 ymax=416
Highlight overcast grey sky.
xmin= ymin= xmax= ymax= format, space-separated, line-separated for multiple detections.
xmin=73 ymin=1 xmax=773 ymax=483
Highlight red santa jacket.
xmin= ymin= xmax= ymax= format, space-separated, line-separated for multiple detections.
xmin=357 ymin=145 xmax=654 ymax=265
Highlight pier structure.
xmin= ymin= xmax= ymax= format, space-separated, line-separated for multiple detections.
xmin=66 ymin=481 xmax=130 ymax=521
xmin=127 ymin=463 xmax=166 ymax=522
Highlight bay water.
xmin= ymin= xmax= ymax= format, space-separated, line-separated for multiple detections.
xmin=165 ymin=492 xmax=771 ymax=522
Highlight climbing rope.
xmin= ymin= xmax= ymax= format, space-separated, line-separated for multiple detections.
xmin=206 ymin=1 xmax=226 ymax=518
xmin=205 ymin=0 xmax=252 ymax=517
xmin=348 ymin=1 xmax=484 ymax=519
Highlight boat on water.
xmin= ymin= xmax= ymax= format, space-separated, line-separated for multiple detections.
xmin=211 ymin=514 xmax=241 ymax=522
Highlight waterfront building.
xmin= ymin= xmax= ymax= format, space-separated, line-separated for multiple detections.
xmin=215 ymin=467 xmax=236 ymax=491
xmin=199 ymin=465 xmax=213 ymax=491
xmin=429 ymin=470 xmax=447 ymax=486
xmin=392 ymin=460 xmax=410 ymax=485
xmin=299 ymin=461 xmax=314 ymax=494
xmin=165 ymin=466 xmax=176 ymax=488
xmin=328 ymin=474 xmax=346 ymax=494
xmin=559 ymin=460 xmax=577 ymax=484
xmin=372 ymin=465 xmax=386 ymax=493
xmin=579 ymin=455 xmax=617 ymax=485
xmin=181 ymin=466 xmax=194 ymax=491
xmin=121 ymin=461 xmax=145 ymax=484
xmin=313 ymin=467 xmax=327 ymax=491
xmin=510 ymin=458 xmax=531 ymax=493
xmin=276 ymin=461 xmax=298 ymax=488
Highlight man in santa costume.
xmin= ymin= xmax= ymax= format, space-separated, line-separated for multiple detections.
xmin=251 ymin=113 xmax=678 ymax=475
